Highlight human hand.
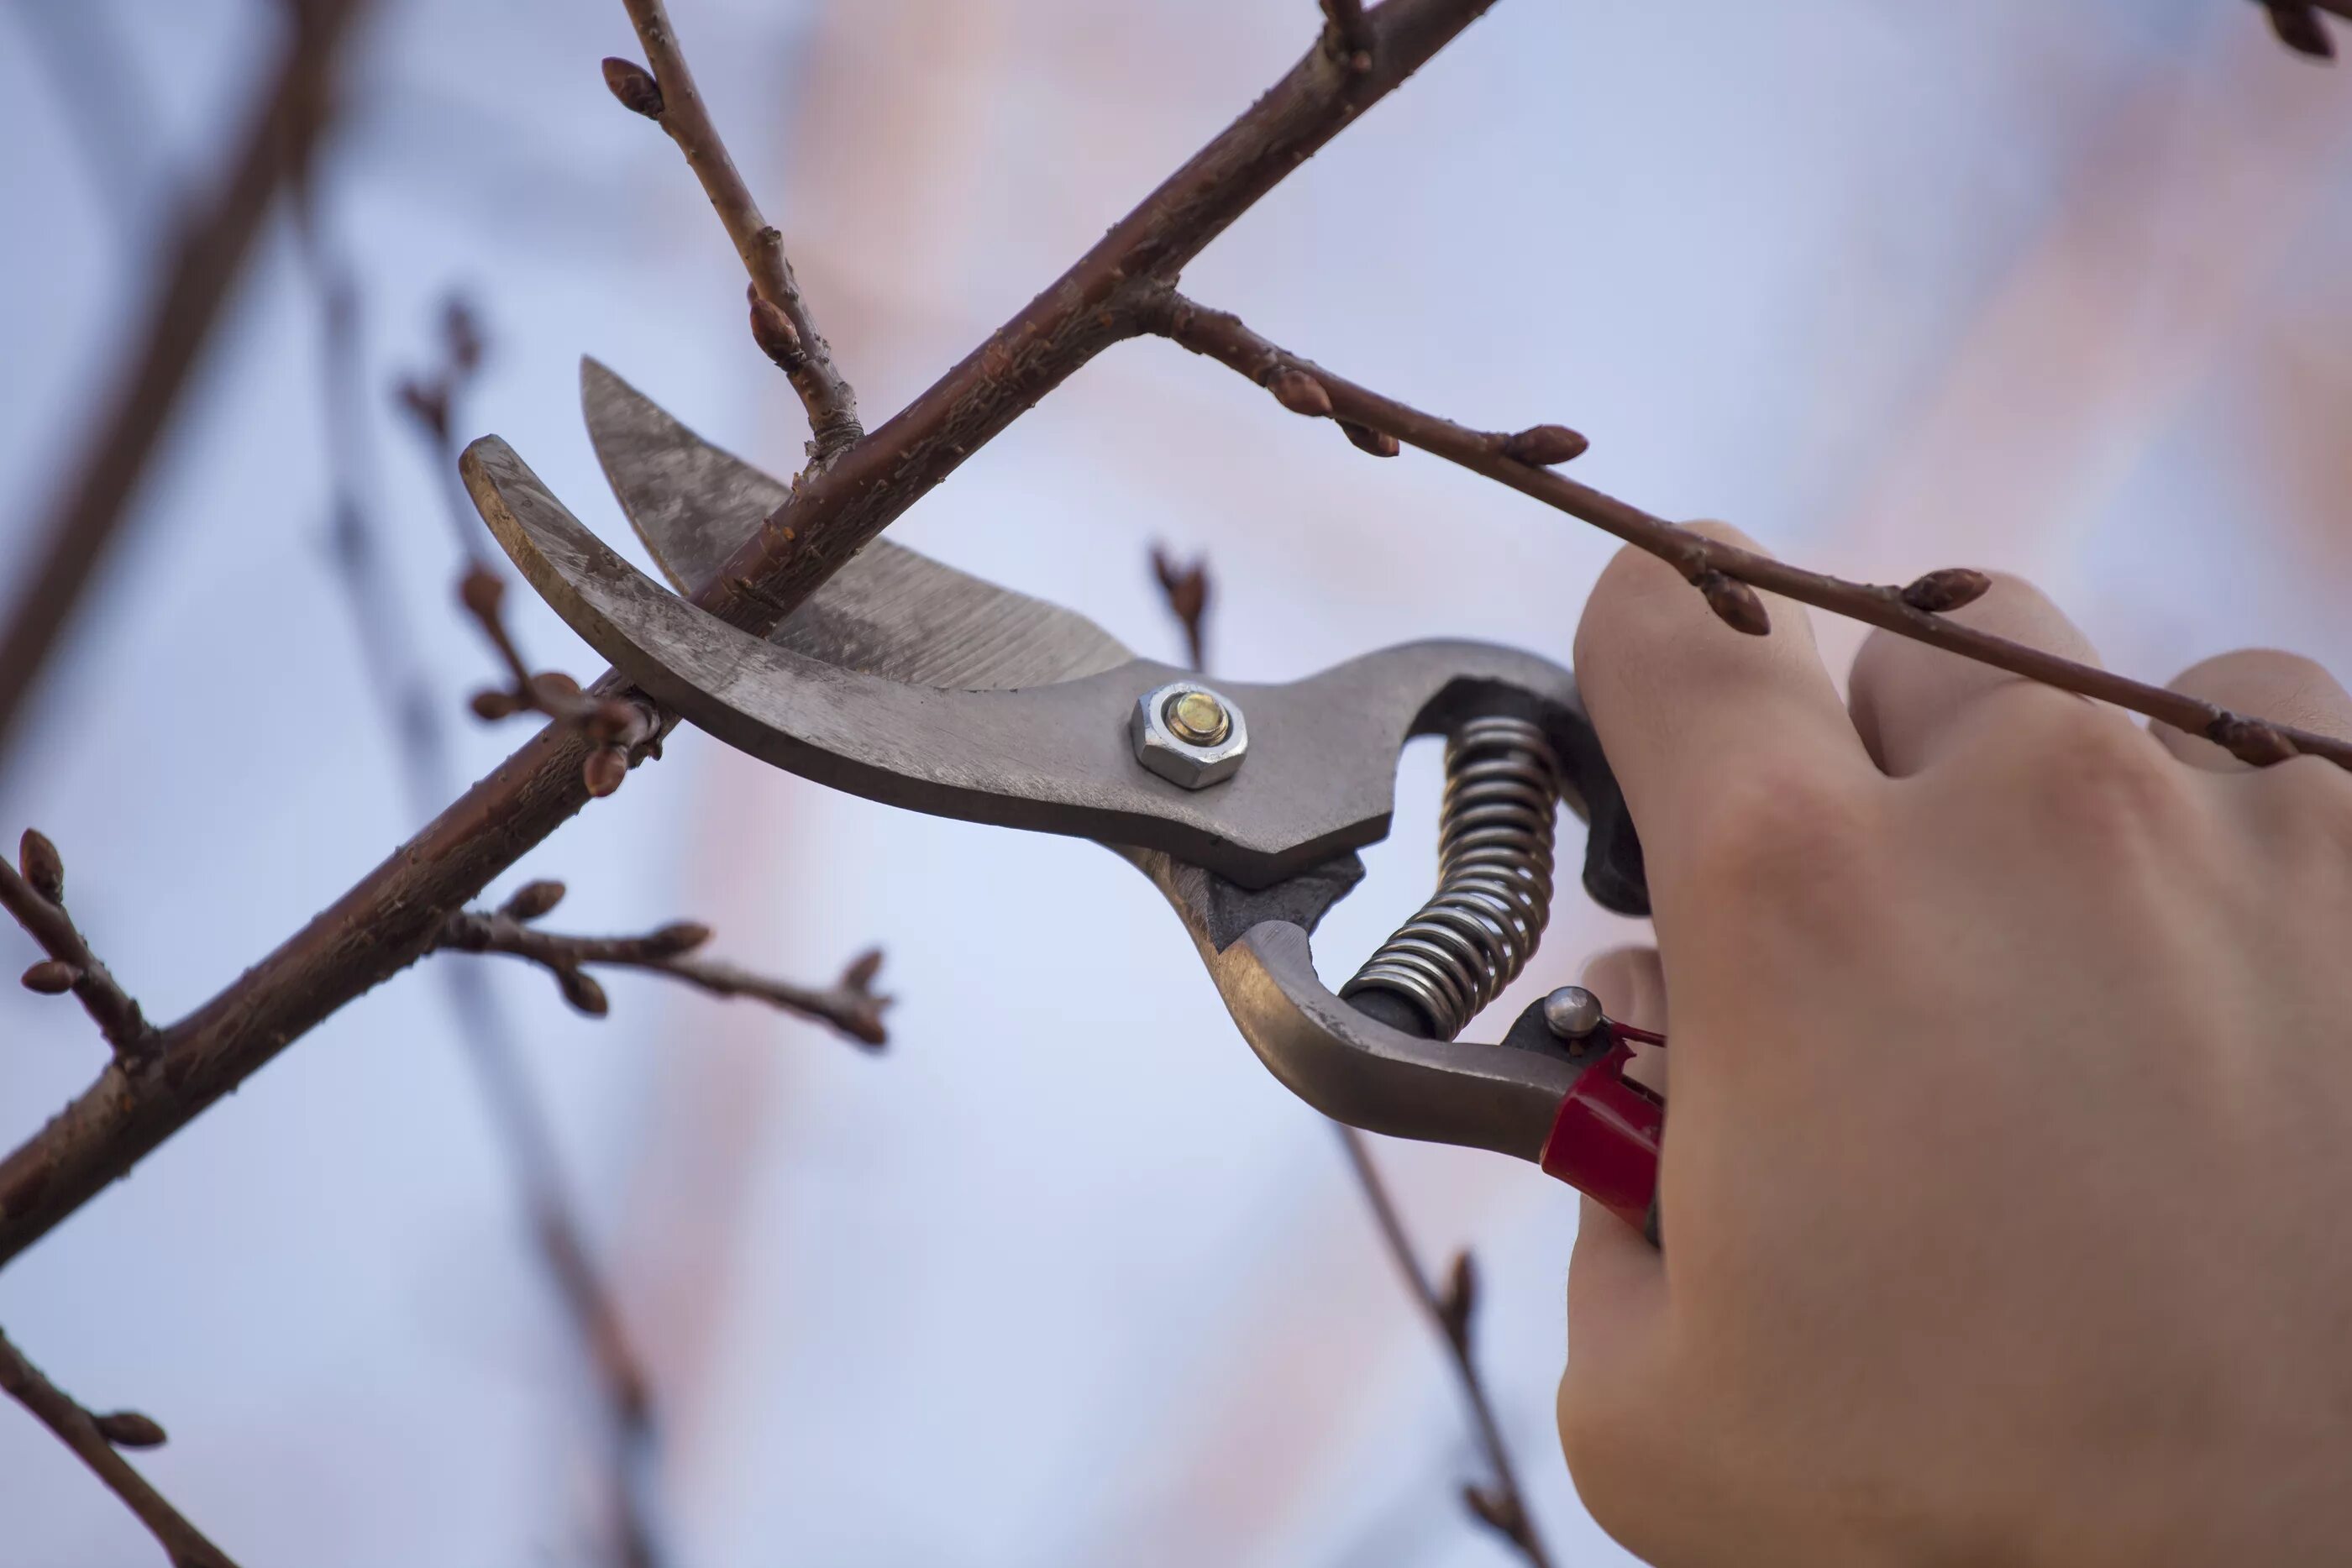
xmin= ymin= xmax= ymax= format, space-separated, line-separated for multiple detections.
xmin=1556 ymin=527 xmax=2352 ymax=1567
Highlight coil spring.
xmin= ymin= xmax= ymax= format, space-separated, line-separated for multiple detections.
xmin=1341 ymin=716 xmax=1563 ymax=1041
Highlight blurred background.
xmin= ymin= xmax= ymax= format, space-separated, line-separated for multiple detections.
xmin=0 ymin=0 xmax=2347 ymax=1562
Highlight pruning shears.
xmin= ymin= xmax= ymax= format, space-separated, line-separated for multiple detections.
xmin=465 ymin=364 xmax=1669 ymax=1240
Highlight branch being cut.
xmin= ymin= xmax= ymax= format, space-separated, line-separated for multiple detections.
xmin=3 ymin=831 xmax=155 ymax=1062
xmin=434 ymin=881 xmax=890 ymax=1047
xmin=605 ymin=0 xmax=863 ymax=464
xmin=1142 ymin=290 xmax=2352 ymax=773
xmin=0 ymin=0 xmax=371 ymax=767
xmin=456 ymin=566 xmax=659 ymax=799
xmin=0 ymin=0 xmax=1498 ymax=1269
xmin=0 ymin=1324 xmax=236 ymax=1568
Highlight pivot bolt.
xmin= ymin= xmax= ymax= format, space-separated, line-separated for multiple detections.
xmin=1541 ymin=985 xmax=1603 ymax=1041
xmin=1131 ymin=680 xmax=1248 ymax=789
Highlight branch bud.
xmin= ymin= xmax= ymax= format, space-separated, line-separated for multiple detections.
xmin=396 ymin=378 xmax=450 ymax=441
xmin=2208 ymin=716 xmax=2298 ymax=768
xmin=470 ymin=690 xmax=522 ymax=721
xmin=1898 ymin=567 xmax=1992 ymax=614
xmin=583 ymin=748 xmax=629 ymax=798
xmin=644 ymin=920 xmax=712 ymax=957
xmin=1340 ymin=421 xmax=1399 ymax=458
xmin=22 ymin=960 xmax=79 ymax=994
xmin=843 ymin=948 xmax=885 ymax=991
xmin=92 ymin=1411 xmax=168 ymax=1449
xmin=601 ymin=56 xmax=666 ymax=118
xmin=1694 ymin=570 xmax=1771 ymax=636
xmin=1462 ymin=1483 xmax=1525 ymax=1540
xmin=1500 ymin=423 xmax=1589 ymax=466
xmin=748 ymin=291 xmax=805 ymax=370
xmin=587 ymin=698 xmax=643 ymax=744
xmin=1267 ymin=368 xmax=1333 ymax=418
xmin=558 ymin=968 xmax=611 ymax=1017
xmin=18 ymin=829 xmax=63 ymax=904
xmin=501 ymin=880 xmax=567 ymax=921
xmin=458 ymin=564 xmax=505 ymax=621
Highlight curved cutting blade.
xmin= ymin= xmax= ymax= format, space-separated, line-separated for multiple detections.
xmin=582 ymin=358 xmax=1130 ymax=690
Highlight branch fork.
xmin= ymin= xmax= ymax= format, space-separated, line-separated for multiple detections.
xmin=3 ymin=831 xmax=156 ymax=1062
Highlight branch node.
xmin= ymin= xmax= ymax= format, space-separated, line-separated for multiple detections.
xmin=1898 ymin=567 xmax=1992 ymax=615
xmin=1340 ymin=420 xmax=1400 ymax=458
xmin=601 ymin=55 xmax=666 ymax=118
xmin=1693 ymin=569 xmax=1772 ymax=637
xmin=92 ymin=1410 xmax=168 ymax=1450
xmin=1499 ymin=424 xmax=1589 ymax=467
xmin=1268 ymin=366 xmax=1333 ymax=418
xmin=748 ymin=286 xmax=806 ymax=370
xmin=19 ymin=830 xmax=64 ymax=904
xmin=2207 ymin=714 xmax=2300 ymax=768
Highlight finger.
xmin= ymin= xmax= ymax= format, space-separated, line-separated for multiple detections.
xmin=1583 ymin=945 xmax=1666 ymax=1096
xmin=1573 ymin=523 xmax=1875 ymax=875
xmin=1847 ymin=573 xmax=2110 ymax=775
xmin=2151 ymin=649 xmax=2352 ymax=770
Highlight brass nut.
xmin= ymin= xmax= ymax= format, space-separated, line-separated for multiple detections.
xmin=1131 ymin=681 xmax=1248 ymax=790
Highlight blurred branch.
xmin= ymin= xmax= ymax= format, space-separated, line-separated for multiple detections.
xmin=0 ymin=0 xmax=371 ymax=768
xmin=298 ymin=227 xmax=671 ymax=1568
xmin=1148 ymin=548 xmax=1553 ymax=1568
xmin=0 ymin=1324 xmax=236 ymax=1568
xmin=1142 ymin=290 xmax=2352 ymax=773
xmin=437 ymin=882 xmax=891 ymax=1047
xmin=605 ymin=2 xmax=863 ymax=465
xmin=2259 ymin=0 xmax=2346 ymax=59
xmin=0 ymin=0 xmax=1500 ymax=1270
xmin=3 ymin=830 xmax=155 ymax=1060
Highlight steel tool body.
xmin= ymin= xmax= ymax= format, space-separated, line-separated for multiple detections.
xmin=464 ymin=364 xmax=1669 ymax=1237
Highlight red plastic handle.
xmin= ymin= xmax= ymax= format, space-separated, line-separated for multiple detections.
xmin=1538 ymin=1041 xmax=1664 ymax=1235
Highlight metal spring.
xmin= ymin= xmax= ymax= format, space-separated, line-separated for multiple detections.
xmin=1342 ymin=716 xmax=1563 ymax=1040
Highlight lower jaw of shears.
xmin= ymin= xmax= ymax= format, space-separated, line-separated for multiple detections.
xmin=1539 ymin=1041 xmax=1664 ymax=1243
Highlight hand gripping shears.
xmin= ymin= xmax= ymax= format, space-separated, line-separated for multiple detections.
xmin=465 ymin=364 xmax=1669 ymax=1240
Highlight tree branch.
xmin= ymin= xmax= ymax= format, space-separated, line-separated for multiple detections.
xmin=0 ymin=0 xmax=370 ymax=767
xmin=606 ymin=1 xmax=863 ymax=464
xmin=0 ymin=0 xmax=1497 ymax=1272
xmin=434 ymin=883 xmax=890 ymax=1047
xmin=0 ymin=1324 xmax=237 ymax=1568
xmin=3 ymin=831 xmax=156 ymax=1061
xmin=1141 ymin=290 xmax=2352 ymax=773
xmin=454 ymin=564 xmax=660 ymax=800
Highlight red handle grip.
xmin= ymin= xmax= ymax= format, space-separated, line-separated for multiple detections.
xmin=1539 ymin=1041 xmax=1664 ymax=1237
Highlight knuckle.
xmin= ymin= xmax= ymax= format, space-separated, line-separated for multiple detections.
xmin=1680 ymin=759 xmax=1869 ymax=892
xmin=1990 ymin=703 xmax=2194 ymax=850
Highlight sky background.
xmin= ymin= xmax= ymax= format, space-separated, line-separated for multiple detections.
xmin=2 ymin=0 xmax=2349 ymax=1564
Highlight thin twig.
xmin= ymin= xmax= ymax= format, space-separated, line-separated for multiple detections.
xmin=0 ymin=0 xmax=1503 ymax=1271
xmin=454 ymin=564 xmax=659 ymax=800
xmin=1142 ymin=290 xmax=2352 ymax=773
xmin=2 ymin=831 xmax=156 ymax=1061
xmin=0 ymin=0 xmax=370 ymax=767
xmin=300 ymin=222 xmax=670 ymax=1568
xmin=606 ymin=1 xmax=863 ymax=464
xmin=435 ymin=884 xmax=890 ymax=1047
xmin=0 ymin=1324 xmax=238 ymax=1568
xmin=1147 ymin=548 xmax=1552 ymax=1566
xmin=1336 ymin=1128 xmax=1554 ymax=1567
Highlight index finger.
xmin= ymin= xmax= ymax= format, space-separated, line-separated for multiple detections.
xmin=1572 ymin=524 xmax=1875 ymax=889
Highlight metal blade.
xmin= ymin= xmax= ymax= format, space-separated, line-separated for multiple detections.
xmin=582 ymin=358 xmax=1131 ymax=690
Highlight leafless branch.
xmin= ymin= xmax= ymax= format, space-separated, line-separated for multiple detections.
xmin=1141 ymin=289 xmax=2352 ymax=773
xmin=1147 ymin=548 xmax=1552 ymax=1566
xmin=435 ymin=882 xmax=890 ymax=1047
xmin=3 ymin=831 xmax=156 ymax=1062
xmin=0 ymin=0 xmax=372 ymax=767
xmin=606 ymin=0 xmax=863 ymax=465
xmin=0 ymin=0 xmax=1496 ymax=1271
xmin=1335 ymin=1129 xmax=1553 ymax=1567
xmin=301 ymin=224 xmax=671 ymax=1568
xmin=0 ymin=1324 xmax=237 ymax=1568
xmin=2260 ymin=0 xmax=2346 ymax=59
xmin=454 ymin=565 xmax=660 ymax=799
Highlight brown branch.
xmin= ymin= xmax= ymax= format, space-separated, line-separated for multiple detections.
xmin=300 ymin=226 xmax=670 ymax=1568
xmin=1320 ymin=0 xmax=1376 ymax=66
xmin=606 ymin=1 xmax=863 ymax=465
xmin=455 ymin=565 xmax=659 ymax=799
xmin=0 ymin=0 xmax=370 ymax=767
xmin=1142 ymin=290 xmax=2352 ymax=774
xmin=1147 ymin=549 xmax=1552 ymax=1567
xmin=2260 ymin=1 xmax=2344 ymax=59
xmin=2 ymin=831 xmax=156 ymax=1061
xmin=0 ymin=0 xmax=1499 ymax=1271
xmin=434 ymin=883 xmax=891 ymax=1047
xmin=0 ymin=1324 xmax=237 ymax=1568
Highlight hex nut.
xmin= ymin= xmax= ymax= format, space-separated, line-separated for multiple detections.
xmin=1131 ymin=681 xmax=1248 ymax=789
